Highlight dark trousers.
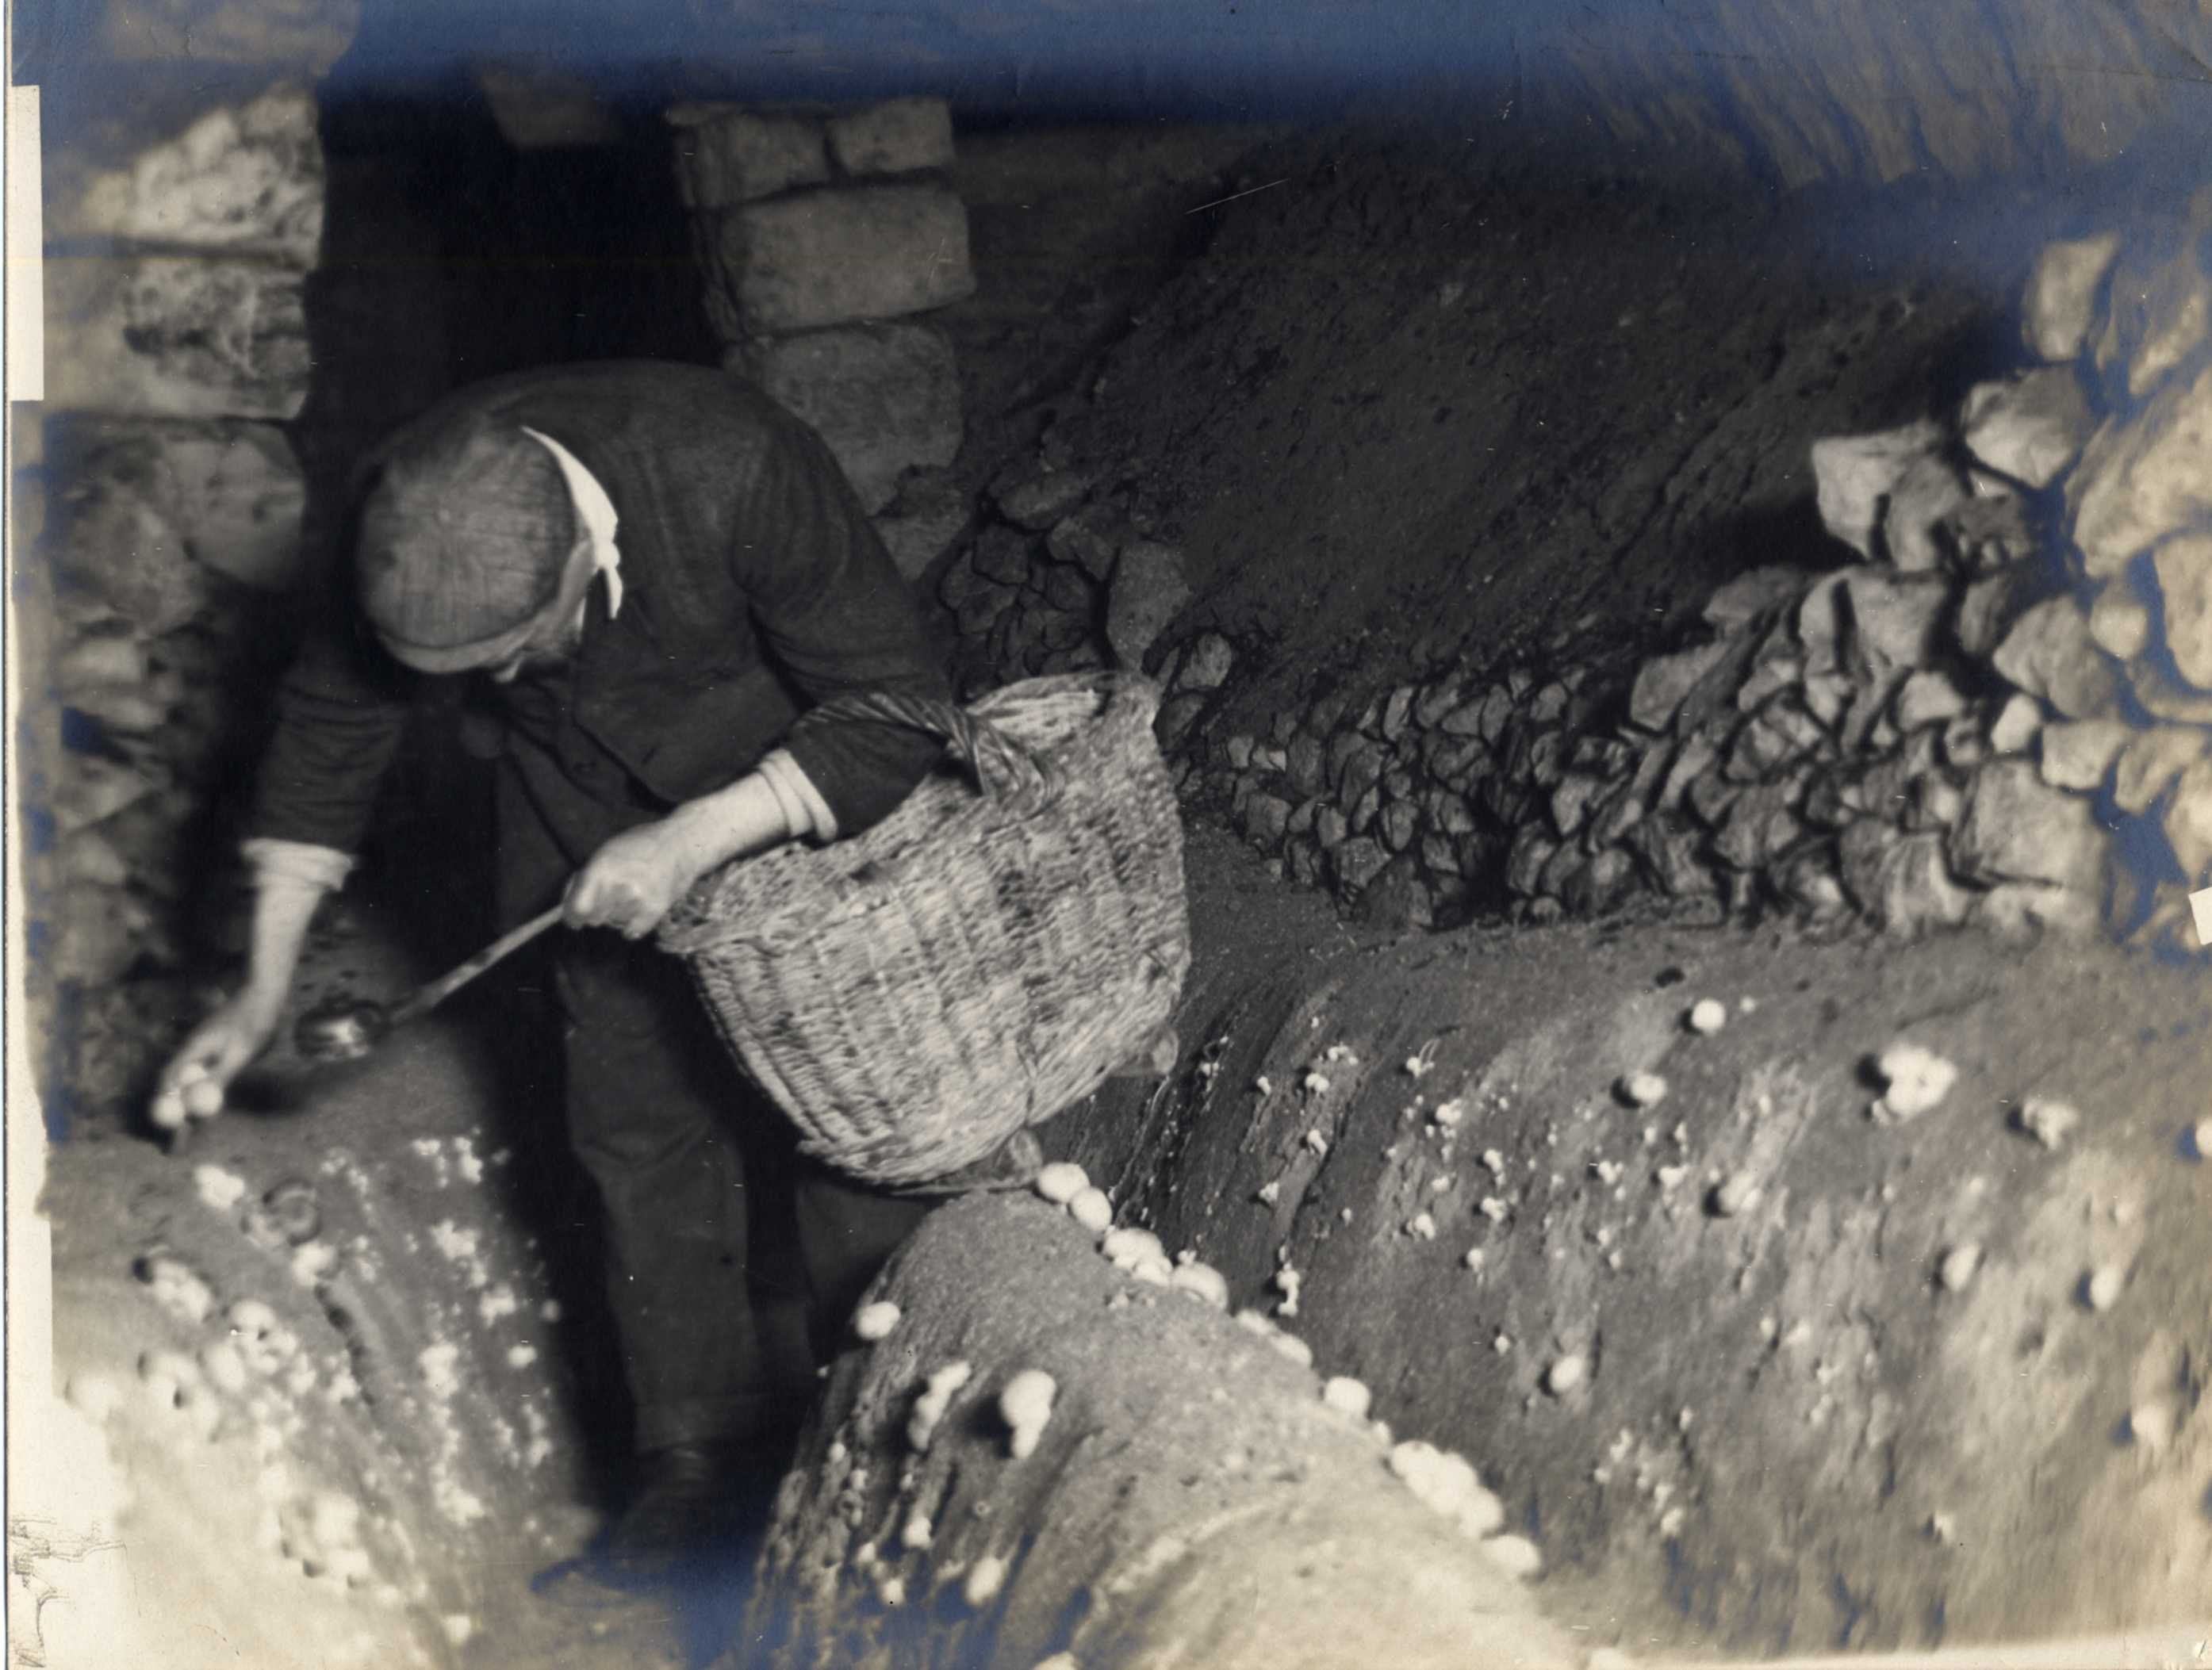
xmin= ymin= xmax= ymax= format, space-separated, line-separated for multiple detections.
xmin=495 ymin=745 xmax=932 ymax=1456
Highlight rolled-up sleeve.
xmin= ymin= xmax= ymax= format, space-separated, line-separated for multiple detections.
xmin=738 ymin=418 xmax=953 ymax=838
xmin=246 ymin=611 xmax=415 ymax=854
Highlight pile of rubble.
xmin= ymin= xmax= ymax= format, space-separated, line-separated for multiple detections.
xmin=27 ymin=86 xmax=327 ymax=1117
xmin=667 ymin=95 xmax=976 ymax=580
xmin=931 ymin=189 xmax=2212 ymax=949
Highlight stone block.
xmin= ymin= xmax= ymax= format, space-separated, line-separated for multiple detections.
xmin=2022 ymin=232 xmax=2120 ymax=362
xmin=1105 ymin=545 xmax=1192 ymax=672
xmin=1961 ymin=367 xmax=2094 ymax=490
xmin=827 ymin=98 xmax=955 ymax=178
xmin=1172 ymin=630 xmax=1234 ymax=692
xmin=45 ymin=253 xmax=311 ymax=419
xmin=1811 ymin=419 xmax=1943 ymax=560
xmin=1629 ymin=641 xmax=1728 ymax=733
xmin=668 ymin=104 xmax=830 ymax=207
xmin=49 ymin=84 xmax=324 ymax=263
xmin=2129 ymin=657 xmax=2212 ymax=726
xmin=2163 ymin=756 xmax=2212 ymax=880
xmin=2113 ymin=726 xmax=2207 ymax=814
xmin=1839 ymin=567 xmax=1948 ymax=684
xmin=2152 ymin=533 xmax=2212 ymax=691
xmin=737 ymin=323 xmax=960 ymax=515
xmin=1992 ymin=596 xmax=2122 ymax=720
xmin=1839 ymin=823 xmax=1970 ymax=937
xmin=2038 ymin=718 xmax=2131 ymax=791
xmin=2068 ymin=362 xmax=2212 ymax=578
xmin=2087 ymin=576 xmax=2153 ymax=661
xmin=995 ymin=469 xmax=1091 ymax=532
xmin=1703 ymin=565 xmax=1809 ymax=633
xmin=1881 ymin=454 xmax=1968 ymax=572
xmin=51 ymin=415 xmax=305 ymax=609
xmin=708 ymin=184 xmax=974 ymax=335
xmin=1952 ymin=760 xmax=2107 ymax=892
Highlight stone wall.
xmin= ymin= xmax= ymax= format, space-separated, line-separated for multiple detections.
xmin=933 ymin=188 xmax=2212 ymax=956
xmin=669 ymin=97 xmax=976 ymax=582
xmin=24 ymin=82 xmax=328 ymax=1122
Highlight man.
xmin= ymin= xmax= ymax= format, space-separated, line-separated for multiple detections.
xmin=152 ymin=360 xmax=953 ymax=1584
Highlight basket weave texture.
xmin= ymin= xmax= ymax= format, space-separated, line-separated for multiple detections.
xmin=657 ymin=672 xmax=1191 ymax=1189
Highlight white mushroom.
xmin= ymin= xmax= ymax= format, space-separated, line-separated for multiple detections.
xmin=1034 ymin=1162 xmax=1089 ymax=1205
xmin=1620 ymin=1072 xmax=1668 ymax=1108
xmin=1170 ymin=1262 xmax=1229 ymax=1308
xmin=964 ymin=1554 xmax=1007 ymax=1607
xmin=1321 ymin=1377 xmax=1372 ymax=1419
xmin=999 ymin=1369 xmax=1057 ymax=1459
xmin=1870 ymin=1044 xmax=1957 ymax=1124
xmin=1687 ymin=999 xmax=1727 ymax=1035
xmin=853 ymin=1300 xmax=903 ymax=1343
xmin=2015 ymin=1099 xmax=2080 ymax=1151
xmin=1544 ymin=1354 xmax=1588 ymax=1396
xmin=1129 ymin=1254 xmax=1175 ymax=1288
xmin=2085 ymin=1265 xmax=2126 ymax=1312
xmin=1937 ymin=1244 xmax=1981 ymax=1293
xmin=1068 ymin=1188 xmax=1114 ymax=1234
xmin=1270 ymin=1332 xmax=1313 ymax=1368
xmin=1100 ymin=1227 xmax=1164 ymax=1270
xmin=902 ymin=1512 xmax=933 ymax=1552
xmin=1709 ymin=1172 xmax=1759 ymax=1218
xmin=907 ymin=1361 xmax=973 ymax=1453
xmin=1456 ymin=1486 xmax=1506 ymax=1538
xmin=1481 ymin=1533 xmax=1543 ymax=1580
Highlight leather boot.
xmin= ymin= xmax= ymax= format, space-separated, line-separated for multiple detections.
xmin=590 ymin=1438 xmax=785 ymax=1591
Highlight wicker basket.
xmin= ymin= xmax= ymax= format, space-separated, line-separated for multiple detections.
xmin=656 ymin=673 xmax=1191 ymax=1190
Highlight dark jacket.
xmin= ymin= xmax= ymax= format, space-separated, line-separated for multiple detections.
xmin=248 ymin=360 xmax=952 ymax=854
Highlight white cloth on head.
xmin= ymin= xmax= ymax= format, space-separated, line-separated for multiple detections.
xmin=520 ymin=426 xmax=623 ymax=620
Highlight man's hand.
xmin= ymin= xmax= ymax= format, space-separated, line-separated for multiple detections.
xmin=565 ymin=820 xmax=712 ymax=940
xmin=151 ymin=990 xmax=284 ymax=1136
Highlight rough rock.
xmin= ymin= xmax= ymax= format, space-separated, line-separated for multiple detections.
xmin=2087 ymin=578 xmax=2153 ymax=662
xmin=1045 ymin=511 xmax=1121 ymax=584
xmin=1810 ymin=419 xmax=1943 ymax=559
xmin=826 ymin=97 xmax=955 ymax=178
xmin=60 ymin=416 xmax=306 ymax=591
xmin=1961 ymin=367 xmax=2094 ymax=489
xmin=667 ymin=105 xmax=830 ymax=206
xmin=2038 ymin=718 xmax=2132 ymax=791
xmin=2113 ymin=726 xmax=2207 ymax=814
xmin=1560 ymin=848 xmax=1635 ymax=916
xmin=1839 ymin=823 xmax=1972 ymax=937
xmin=2094 ymin=213 xmax=2212 ymax=401
xmin=1627 ymin=814 xmax=1714 ymax=896
xmin=45 ymin=255 xmax=311 ymax=419
xmin=2164 ymin=756 xmax=2212 ymax=880
xmin=1952 ymin=760 xmax=2107 ymax=892
xmin=53 ymin=491 xmax=217 ymax=638
xmin=1101 ymin=543 xmax=1191 ymax=672
xmin=2129 ymin=657 xmax=2212 ymax=726
xmin=1713 ymin=784 xmax=1801 ymax=870
xmin=736 ymin=323 xmax=960 ymax=515
xmin=1703 ymin=565 xmax=1809 ymax=632
xmin=1987 ymin=691 xmax=2045 ymax=754
xmin=54 ymin=881 xmax=154 ymax=986
xmin=51 ymin=86 xmax=324 ymax=262
xmin=1796 ymin=572 xmax=1848 ymax=672
xmin=2022 ymin=232 xmax=2122 ymax=362
xmin=93 ymin=0 xmax=362 ymax=72
xmin=1975 ymin=879 xmax=2100 ymax=940
xmin=1894 ymin=668 xmax=1969 ymax=731
xmin=1945 ymin=488 xmax=2037 ymax=572
xmin=2152 ymin=534 xmax=2212 ymax=691
xmin=1239 ymin=791 xmax=1291 ymax=848
xmin=1172 ymin=629 xmax=1235 ymax=693
xmin=995 ymin=469 xmax=1091 ymax=532
xmin=705 ymin=184 xmax=975 ymax=335
xmin=1629 ymin=642 xmax=1728 ymax=732
xmin=1329 ymin=836 xmax=1390 ymax=895
xmin=1840 ymin=567 xmax=1947 ymax=685
xmin=1881 ymin=454 xmax=1968 ymax=571
xmin=1992 ymin=597 xmax=2122 ymax=719
xmin=872 ymin=473 xmax=971 ymax=582
xmin=2068 ymin=363 xmax=2212 ymax=578
xmin=1954 ymin=562 xmax=2044 ymax=661
xmin=1505 ymin=827 xmax=1557 ymax=896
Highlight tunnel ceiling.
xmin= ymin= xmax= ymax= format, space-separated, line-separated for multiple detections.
xmin=17 ymin=0 xmax=2212 ymax=190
